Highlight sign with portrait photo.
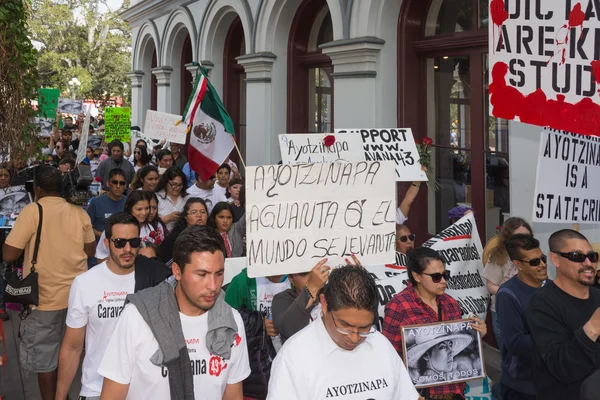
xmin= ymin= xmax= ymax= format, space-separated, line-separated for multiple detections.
xmin=401 ymin=319 xmax=485 ymax=389
xmin=58 ymin=98 xmax=83 ymax=115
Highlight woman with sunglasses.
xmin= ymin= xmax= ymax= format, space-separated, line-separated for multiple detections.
xmin=383 ymin=247 xmax=486 ymax=400
xmin=207 ymin=201 xmax=245 ymax=258
xmin=157 ymin=198 xmax=208 ymax=263
xmin=395 ymin=224 xmax=416 ymax=265
xmin=482 ymin=217 xmax=532 ymax=349
xmin=156 ymin=167 xmax=189 ymax=231
xmin=133 ymin=145 xmax=152 ymax=172
xmin=132 ymin=165 xmax=160 ymax=192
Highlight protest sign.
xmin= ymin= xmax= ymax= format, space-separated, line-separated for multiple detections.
xmin=58 ymin=98 xmax=83 ymax=115
xmin=533 ymin=128 xmax=600 ymax=223
xmin=76 ymin=109 xmax=92 ymax=164
xmin=488 ymin=0 xmax=600 ymax=136
xmin=37 ymin=88 xmax=60 ymax=120
xmin=36 ymin=117 xmax=54 ymax=137
xmin=278 ymin=133 xmax=364 ymax=164
xmin=144 ymin=110 xmax=188 ymax=144
xmin=104 ymin=107 xmax=131 ymax=142
xmin=245 ymin=161 xmax=397 ymax=277
xmin=335 ymin=128 xmax=427 ymax=181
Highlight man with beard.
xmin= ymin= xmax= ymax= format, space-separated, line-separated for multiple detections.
xmin=55 ymin=213 xmax=171 ymax=400
xmin=526 ymin=229 xmax=600 ymax=400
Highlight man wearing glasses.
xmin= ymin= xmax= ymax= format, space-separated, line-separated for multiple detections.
xmin=87 ymin=168 xmax=127 ymax=240
xmin=496 ymin=234 xmax=547 ymax=400
xmin=526 ymin=229 xmax=600 ymax=400
xmin=267 ymin=265 xmax=420 ymax=400
xmin=396 ymin=224 xmax=416 ymax=266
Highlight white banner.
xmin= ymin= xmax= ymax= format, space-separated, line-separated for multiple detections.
xmin=533 ymin=128 xmax=600 ymax=223
xmin=143 ymin=110 xmax=188 ymax=144
xmin=245 ymin=161 xmax=396 ymax=277
xmin=58 ymin=98 xmax=83 ymax=114
xmin=76 ymin=109 xmax=91 ymax=164
xmin=278 ymin=133 xmax=365 ymax=164
xmin=335 ymin=128 xmax=427 ymax=182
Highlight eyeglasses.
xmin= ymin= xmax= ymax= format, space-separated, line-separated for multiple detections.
xmin=188 ymin=210 xmax=207 ymax=216
xmin=330 ymin=312 xmax=376 ymax=338
xmin=134 ymin=151 xmax=141 ymax=155
xmin=397 ymin=234 xmax=416 ymax=243
xmin=168 ymin=182 xmax=183 ymax=188
xmin=110 ymin=180 xmax=127 ymax=186
xmin=109 ymin=237 xmax=141 ymax=249
xmin=421 ymin=270 xmax=451 ymax=283
xmin=555 ymin=251 xmax=599 ymax=263
xmin=515 ymin=254 xmax=547 ymax=267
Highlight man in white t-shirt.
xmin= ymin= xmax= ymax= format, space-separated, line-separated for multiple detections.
xmin=56 ymin=212 xmax=171 ymax=400
xmin=98 ymin=225 xmax=250 ymax=400
xmin=187 ymin=173 xmax=217 ymax=213
xmin=267 ymin=265 xmax=420 ymax=400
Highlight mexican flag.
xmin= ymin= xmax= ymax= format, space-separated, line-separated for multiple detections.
xmin=181 ymin=66 xmax=235 ymax=181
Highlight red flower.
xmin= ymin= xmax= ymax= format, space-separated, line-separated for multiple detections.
xmin=149 ymin=231 xmax=157 ymax=239
xmin=422 ymin=137 xmax=433 ymax=145
xmin=323 ymin=135 xmax=336 ymax=147
xmin=94 ymin=176 xmax=102 ymax=182
xmin=155 ymin=237 xmax=162 ymax=245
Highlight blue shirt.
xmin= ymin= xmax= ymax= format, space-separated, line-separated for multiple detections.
xmin=86 ymin=194 xmax=126 ymax=233
xmin=182 ymin=162 xmax=195 ymax=188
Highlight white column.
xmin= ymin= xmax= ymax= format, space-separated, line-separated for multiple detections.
xmin=151 ymin=66 xmax=173 ymax=113
xmin=236 ymin=52 xmax=277 ymax=166
xmin=320 ymin=37 xmax=384 ymax=128
xmin=199 ymin=61 xmax=214 ymax=77
xmin=185 ymin=62 xmax=200 ymax=82
xmin=127 ymin=70 xmax=144 ymax=128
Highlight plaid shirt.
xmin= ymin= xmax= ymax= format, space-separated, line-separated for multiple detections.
xmin=383 ymin=283 xmax=465 ymax=397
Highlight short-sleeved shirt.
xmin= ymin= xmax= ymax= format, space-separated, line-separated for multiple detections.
xmin=86 ymin=194 xmax=126 ymax=233
xmin=5 ymin=196 xmax=95 ymax=310
xmin=396 ymin=208 xmax=407 ymax=225
xmin=156 ymin=190 xmax=189 ymax=231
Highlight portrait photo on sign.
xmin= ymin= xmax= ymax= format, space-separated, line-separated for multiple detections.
xmin=0 ymin=186 xmax=31 ymax=217
xmin=37 ymin=118 xmax=54 ymax=137
xmin=58 ymin=99 xmax=83 ymax=114
xmin=401 ymin=319 xmax=484 ymax=388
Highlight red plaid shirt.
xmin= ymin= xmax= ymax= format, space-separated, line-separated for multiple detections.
xmin=383 ymin=283 xmax=465 ymax=396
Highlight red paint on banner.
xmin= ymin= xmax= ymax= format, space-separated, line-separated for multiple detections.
xmin=490 ymin=0 xmax=508 ymax=27
xmin=490 ymin=62 xmax=600 ymax=137
xmin=568 ymin=3 xmax=585 ymax=29
xmin=591 ymin=60 xmax=600 ymax=94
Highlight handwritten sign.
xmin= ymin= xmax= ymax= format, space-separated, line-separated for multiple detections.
xmin=104 ymin=107 xmax=131 ymax=143
xmin=533 ymin=128 xmax=600 ymax=223
xmin=144 ymin=110 xmax=188 ymax=144
xmin=245 ymin=161 xmax=396 ymax=277
xmin=278 ymin=133 xmax=364 ymax=164
xmin=336 ymin=128 xmax=427 ymax=182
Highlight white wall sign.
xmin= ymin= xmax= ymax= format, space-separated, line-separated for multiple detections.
xmin=143 ymin=110 xmax=188 ymax=144
xmin=245 ymin=161 xmax=396 ymax=277
xmin=335 ymin=128 xmax=427 ymax=182
xmin=533 ymin=128 xmax=600 ymax=223
xmin=278 ymin=133 xmax=365 ymax=164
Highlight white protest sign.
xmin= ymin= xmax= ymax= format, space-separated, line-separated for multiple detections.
xmin=143 ymin=110 xmax=188 ymax=144
xmin=335 ymin=128 xmax=427 ymax=182
xmin=278 ymin=133 xmax=364 ymax=164
xmin=76 ymin=108 xmax=91 ymax=164
xmin=246 ymin=161 xmax=396 ymax=277
xmin=533 ymin=128 xmax=600 ymax=223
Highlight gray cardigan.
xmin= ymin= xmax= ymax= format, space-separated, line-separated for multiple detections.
xmin=227 ymin=212 xmax=245 ymax=258
xmin=271 ymin=288 xmax=317 ymax=343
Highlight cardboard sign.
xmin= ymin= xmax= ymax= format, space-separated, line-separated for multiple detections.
xmin=245 ymin=161 xmax=397 ymax=277
xmin=144 ymin=110 xmax=188 ymax=144
xmin=104 ymin=107 xmax=131 ymax=143
xmin=533 ymin=128 xmax=600 ymax=223
xmin=488 ymin=0 xmax=600 ymax=136
xmin=37 ymin=88 xmax=60 ymax=120
xmin=58 ymin=99 xmax=83 ymax=115
xmin=278 ymin=133 xmax=364 ymax=164
xmin=335 ymin=128 xmax=427 ymax=182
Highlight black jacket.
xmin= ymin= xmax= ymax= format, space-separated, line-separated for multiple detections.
xmin=133 ymin=255 xmax=172 ymax=292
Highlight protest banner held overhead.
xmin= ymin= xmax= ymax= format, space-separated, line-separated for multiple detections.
xmin=335 ymin=128 xmax=427 ymax=182
xmin=245 ymin=161 xmax=397 ymax=277
xmin=104 ymin=107 xmax=131 ymax=142
xmin=58 ymin=98 xmax=83 ymax=115
xmin=533 ymin=128 xmax=600 ymax=223
xmin=75 ymin=110 xmax=92 ymax=164
xmin=488 ymin=0 xmax=600 ymax=136
xmin=144 ymin=110 xmax=188 ymax=144
xmin=278 ymin=133 xmax=365 ymax=164
xmin=37 ymin=88 xmax=60 ymax=120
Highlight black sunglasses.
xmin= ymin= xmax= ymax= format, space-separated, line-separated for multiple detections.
xmin=556 ymin=251 xmax=599 ymax=263
xmin=111 ymin=180 xmax=127 ymax=186
xmin=515 ymin=254 xmax=547 ymax=267
xmin=397 ymin=234 xmax=416 ymax=243
xmin=422 ymin=270 xmax=451 ymax=283
xmin=109 ymin=237 xmax=141 ymax=249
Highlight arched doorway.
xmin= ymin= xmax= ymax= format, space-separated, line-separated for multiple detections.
xmin=180 ymin=34 xmax=193 ymax=115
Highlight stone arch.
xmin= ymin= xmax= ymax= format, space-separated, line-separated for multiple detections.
xmin=133 ymin=22 xmax=160 ymax=71
xmin=160 ymin=7 xmax=197 ymax=65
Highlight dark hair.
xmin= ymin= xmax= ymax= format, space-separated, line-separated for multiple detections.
xmin=488 ymin=217 xmax=533 ymax=265
xmin=55 ymin=139 xmax=68 ymax=150
xmin=108 ymin=168 xmax=126 ymax=180
xmin=125 ymin=190 xmax=151 ymax=215
xmin=322 ymin=265 xmax=378 ymax=313
xmin=140 ymin=240 xmax=159 ymax=256
xmin=58 ymin=158 xmax=74 ymax=168
xmin=134 ymin=145 xmax=152 ymax=166
xmin=406 ymin=247 xmax=445 ymax=286
xmin=505 ymin=234 xmax=540 ymax=261
xmin=173 ymin=225 xmax=226 ymax=268
xmin=157 ymin=149 xmax=173 ymax=161
xmin=62 ymin=130 xmax=73 ymax=137
xmin=207 ymin=201 xmax=235 ymax=230
xmin=217 ymin=163 xmax=231 ymax=174
xmin=108 ymin=139 xmax=124 ymax=152
xmin=86 ymin=145 xmax=94 ymax=155
xmin=157 ymin=167 xmax=188 ymax=197
xmin=226 ymin=178 xmax=243 ymax=200
xmin=34 ymin=165 xmax=62 ymax=194
xmin=136 ymin=139 xmax=147 ymax=148
xmin=173 ymin=197 xmax=208 ymax=233
xmin=105 ymin=212 xmax=140 ymax=239
xmin=145 ymin=190 xmax=165 ymax=231
xmin=132 ymin=165 xmax=159 ymax=190
xmin=549 ymin=229 xmax=589 ymax=253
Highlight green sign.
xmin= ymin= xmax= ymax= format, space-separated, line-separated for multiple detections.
xmin=104 ymin=107 xmax=131 ymax=142
xmin=37 ymin=88 xmax=60 ymax=120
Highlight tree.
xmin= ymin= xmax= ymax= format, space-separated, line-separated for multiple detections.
xmin=29 ymin=0 xmax=131 ymax=105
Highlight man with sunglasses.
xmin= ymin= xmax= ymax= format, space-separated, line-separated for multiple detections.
xmin=268 ymin=265 xmax=420 ymax=400
xmin=56 ymin=213 xmax=170 ymax=400
xmin=188 ymin=172 xmax=217 ymax=214
xmin=396 ymin=224 xmax=416 ymax=265
xmin=87 ymin=168 xmax=128 ymax=239
xmin=526 ymin=229 xmax=600 ymax=400
xmin=496 ymin=234 xmax=547 ymax=400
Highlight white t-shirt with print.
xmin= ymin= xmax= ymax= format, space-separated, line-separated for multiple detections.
xmin=98 ymin=303 xmax=251 ymax=400
xmin=66 ymin=261 xmax=135 ymax=397
xmin=212 ymin=184 xmax=228 ymax=205
xmin=187 ymin=186 xmax=215 ymax=214
xmin=267 ymin=318 xmax=419 ymax=400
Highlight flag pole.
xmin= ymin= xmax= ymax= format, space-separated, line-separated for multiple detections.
xmin=234 ymin=140 xmax=246 ymax=169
